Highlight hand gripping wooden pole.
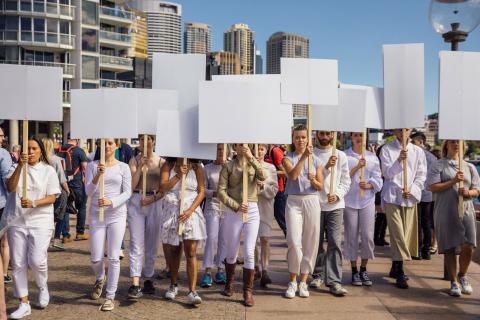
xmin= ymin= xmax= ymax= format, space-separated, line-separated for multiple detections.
xmin=242 ymin=144 xmax=249 ymax=222
xmin=178 ymin=157 xmax=188 ymax=235
xmin=329 ymin=132 xmax=338 ymax=196
xmin=402 ymin=129 xmax=409 ymax=193
xmin=142 ymin=134 xmax=148 ymax=199
xmin=360 ymin=128 xmax=367 ymax=198
xmin=99 ymin=139 xmax=105 ymax=222
xmin=22 ymin=120 xmax=28 ymax=199
xmin=307 ymin=105 xmax=313 ymax=175
xmin=458 ymin=140 xmax=464 ymax=218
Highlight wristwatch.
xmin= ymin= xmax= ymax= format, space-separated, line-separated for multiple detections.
xmin=32 ymin=200 xmax=37 ymax=208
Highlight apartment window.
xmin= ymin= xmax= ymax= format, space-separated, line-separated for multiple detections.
xmin=33 ymin=0 xmax=44 ymax=12
xmin=82 ymin=28 xmax=97 ymax=52
xmin=5 ymin=0 xmax=17 ymax=10
xmin=82 ymin=1 xmax=98 ymax=26
xmin=295 ymin=45 xmax=303 ymax=57
xmin=82 ymin=82 xmax=98 ymax=89
xmin=82 ymin=55 xmax=98 ymax=80
xmin=20 ymin=0 xmax=32 ymax=11
xmin=59 ymin=20 xmax=69 ymax=34
xmin=0 ymin=46 xmax=18 ymax=61
xmin=21 ymin=17 xmax=32 ymax=41
xmin=46 ymin=18 xmax=57 ymax=43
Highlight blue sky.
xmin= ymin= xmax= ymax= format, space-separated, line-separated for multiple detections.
xmin=178 ymin=0 xmax=480 ymax=115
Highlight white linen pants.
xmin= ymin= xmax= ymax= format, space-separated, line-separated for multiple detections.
xmin=285 ymin=195 xmax=321 ymax=275
xmin=8 ymin=227 xmax=51 ymax=298
xmin=203 ymin=209 xmax=226 ymax=269
xmin=127 ymin=194 xmax=161 ymax=278
xmin=223 ymin=203 xmax=260 ymax=270
xmin=343 ymin=204 xmax=376 ymax=261
xmin=90 ymin=217 xmax=126 ymax=300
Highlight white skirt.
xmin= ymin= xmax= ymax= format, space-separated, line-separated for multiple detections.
xmin=160 ymin=193 xmax=206 ymax=246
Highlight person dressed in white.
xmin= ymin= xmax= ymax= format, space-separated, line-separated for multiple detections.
xmin=311 ymin=131 xmax=351 ymax=296
xmin=255 ymin=144 xmax=278 ymax=288
xmin=344 ymin=132 xmax=383 ymax=287
xmin=160 ymin=158 xmax=206 ymax=305
xmin=85 ymin=139 xmax=132 ymax=311
xmin=201 ymin=144 xmax=228 ymax=288
xmin=127 ymin=135 xmax=164 ymax=299
xmin=380 ymin=128 xmax=426 ymax=289
xmin=218 ymin=144 xmax=265 ymax=307
xmin=6 ymin=137 xmax=60 ymax=319
xmin=282 ymin=125 xmax=324 ymax=299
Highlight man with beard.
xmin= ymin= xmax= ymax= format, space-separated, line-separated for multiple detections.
xmin=310 ymin=131 xmax=351 ymax=296
xmin=380 ymin=128 xmax=426 ymax=289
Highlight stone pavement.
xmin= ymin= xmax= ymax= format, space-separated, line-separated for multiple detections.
xmin=5 ymin=220 xmax=480 ymax=320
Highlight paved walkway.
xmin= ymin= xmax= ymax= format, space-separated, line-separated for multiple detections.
xmin=5 ymin=221 xmax=480 ymax=320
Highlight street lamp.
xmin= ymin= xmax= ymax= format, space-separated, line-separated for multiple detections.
xmin=429 ymin=0 xmax=480 ymax=50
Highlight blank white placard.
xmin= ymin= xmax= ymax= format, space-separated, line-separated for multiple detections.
xmin=155 ymin=107 xmax=217 ymax=160
xmin=199 ymin=79 xmax=293 ymax=144
xmin=280 ymin=58 xmax=339 ymax=105
xmin=71 ymin=89 xmax=138 ymax=139
xmin=0 ymin=64 xmax=63 ymax=121
xmin=152 ymin=53 xmax=205 ymax=109
xmin=341 ymin=84 xmax=384 ymax=129
xmin=439 ymin=51 xmax=480 ymax=140
xmin=137 ymin=89 xmax=178 ymax=135
xmin=383 ymin=43 xmax=424 ymax=129
xmin=311 ymin=88 xmax=367 ymax=132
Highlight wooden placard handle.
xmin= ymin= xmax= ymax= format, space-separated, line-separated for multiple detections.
xmin=360 ymin=129 xmax=367 ymax=198
xmin=22 ymin=120 xmax=28 ymax=199
xmin=242 ymin=144 xmax=248 ymax=222
xmin=458 ymin=140 xmax=464 ymax=218
xmin=99 ymin=139 xmax=105 ymax=222
xmin=329 ymin=132 xmax=338 ymax=196
xmin=178 ymin=157 xmax=187 ymax=235
xmin=142 ymin=134 xmax=148 ymax=199
xmin=307 ymin=105 xmax=313 ymax=175
xmin=402 ymin=129 xmax=409 ymax=193
xmin=223 ymin=143 xmax=227 ymax=162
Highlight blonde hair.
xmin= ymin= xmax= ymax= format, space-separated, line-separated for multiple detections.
xmin=441 ymin=140 xmax=468 ymax=158
xmin=41 ymin=138 xmax=55 ymax=161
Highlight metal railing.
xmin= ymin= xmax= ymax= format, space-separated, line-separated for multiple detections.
xmin=0 ymin=31 xmax=75 ymax=48
xmin=99 ymin=30 xmax=131 ymax=44
xmin=1 ymin=1 xmax=76 ymax=19
xmin=100 ymin=6 xmax=133 ymax=21
xmin=100 ymin=79 xmax=133 ymax=88
xmin=0 ymin=60 xmax=75 ymax=77
xmin=100 ymin=55 xmax=133 ymax=68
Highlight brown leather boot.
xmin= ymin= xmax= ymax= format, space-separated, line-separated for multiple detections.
xmin=243 ymin=268 xmax=255 ymax=307
xmin=223 ymin=262 xmax=236 ymax=297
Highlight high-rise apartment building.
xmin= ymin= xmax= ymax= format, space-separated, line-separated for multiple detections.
xmin=223 ymin=23 xmax=255 ymax=74
xmin=207 ymin=51 xmax=240 ymax=77
xmin=184 ymin=21 xmax=210 ymax=54
xmin=255 ymin=49 xmax=262 ymax=74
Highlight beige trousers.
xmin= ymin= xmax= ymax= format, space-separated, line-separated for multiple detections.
xmin=384 ymin=203 xmax=419 ymax=261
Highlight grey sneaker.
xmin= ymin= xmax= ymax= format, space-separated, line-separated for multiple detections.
xmin=330 ymin=283 xmax=348 ymax=296
xmin=351 ymin=272 xmax=362 ymax=286
xmin=459 ymin=276 xmax=473 ymax=295
xmin=187 ymin=291 xmax=202 ymax=305
xmin=309 ymin=277 xmax=324 ymax=289
xmin=285 ymin=281 xmax=298 ymax=299
xmin=91 ymin=277 xmax=106 ymax=300
xmin=165 ymin=284 xmax=178 ymax=300
xmin=449 ymin=282 xmax=461 ymax=297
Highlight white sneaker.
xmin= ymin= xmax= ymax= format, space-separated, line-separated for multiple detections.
xmin=285 ymin=281 xmax=298 ymax=299
xmin=165 ymin=284 xmax=178 ymax=300
xmin=298 ymin=282 xmax=310 ymax=298
xmin=187 ymin=291 xmax=202 ymax=305
xmin=449 ymin=282 xmax=461 ymax=297
xmin=37 ymin=286 xmax=50 ymax=309
xmin=8 ymin=302 xmax=31 ymax=319
xmin=459 ymin=276 xmax=473 ymax=295
xmin=309 ymin=277 xmax=324 ymax=289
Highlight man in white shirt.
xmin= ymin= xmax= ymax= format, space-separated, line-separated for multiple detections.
xmin=380 ymin=128 xmax=427 ymax=289
xmin=310 ymin=131 xmax=351 ymax=296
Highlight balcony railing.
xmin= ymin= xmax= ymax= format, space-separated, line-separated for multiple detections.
xmin=100 ymin=79 xmax=133 ymax=88
xmin=100 ymin=55 xmax=133 ymax=68
xmin=1 ymin=1 xmax=76 ymax=19
xmin=0 ymin=30 xmax=75 ymax=48
xmin=100 ymin=30 xmax=131 ymax=44
xmin=0 ymin=60 xmax=75 ymax=77
xmin=100 ymin=6 xmax=133 ymax=21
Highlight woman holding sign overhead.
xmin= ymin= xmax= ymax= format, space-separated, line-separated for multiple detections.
xmin=282 ymin=125 xmax=324 ymax=299
xmin=218 ymin=144 xmax=265 ymax=307
xmin=6 ymin=137 xmax=60 ymax=319
xmin=428 ymin=140 xmax=479 ymax=297
xmin=85 ymin=139 xmax=132 ymax=311
xmin=127 ymin=135 xmax=165 ymax=299
xmin=159 ymin=157 xmax=206 ymax=305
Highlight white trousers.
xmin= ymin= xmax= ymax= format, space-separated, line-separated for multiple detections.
xmin=127 ymin=194 xmax=160 ymax=278
xmin=286 ymin=195 xmax=321 ymax=275
xmin=343 ymin=204 xmax=376 ymax=261
xmin=90 ymin=217 xmax=126 ymax=300
xmin=203 ymin=210 xmax=226 ymax=269
xmin=8 ymin=227 xmax=51 ymax=298
xmin=223 ymin=203 xmax=260 ymax=270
